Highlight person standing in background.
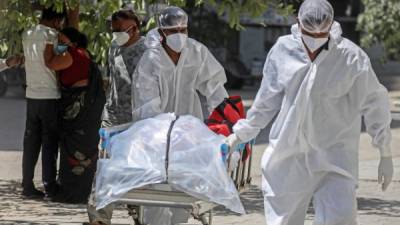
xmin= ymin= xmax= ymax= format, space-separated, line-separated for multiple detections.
xmin=43 ymin=27 xmax=106 ymax=203
xmin=225 ymin=1 xmax=393 ymax=224
xmin=21 ymin=6 xmax=65 ymax=199
xmin=86 ymin=9 xmax=147 ymax=225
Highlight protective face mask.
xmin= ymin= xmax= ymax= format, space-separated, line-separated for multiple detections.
xmin=112 ymin=31 xmax=130 ymax=46
xmin=55 ymin=44 xmax=69 ymax=55
xmin=301 ymin=34 xmax=328 ymax=53
xmin=166 ymin=33 xmax=188 ymax=53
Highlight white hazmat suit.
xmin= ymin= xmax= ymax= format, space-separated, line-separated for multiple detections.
xmin=132 ymin=31 xmax=228 ymax=121
xmin=131 ymin=7 xmax=228 ymax=225
xmin=232 ymin=21 xmax=392 ymax=225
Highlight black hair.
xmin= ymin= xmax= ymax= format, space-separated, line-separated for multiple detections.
xmin=41 ymin=6 xmax=66 ymax=21
xmin=111 ymin=9 xmax=140 ymax=27
xmin=60 ymin=27 xmax=88 ymax=49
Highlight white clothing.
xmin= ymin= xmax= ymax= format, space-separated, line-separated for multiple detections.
xmin=131 ymin=35 xmax=228 ymax=225
xmin=132 ymin=37 xmax=228 ymax=121
xmin=298 ymin=0 xmax=334 ymax=33
xmin=233 ymin=22 xmax=392 ymax=225
xmin=263 ymin=170 xmax=357 ymax=225
xmin=22 ymin=24 xmax=60 ymax=99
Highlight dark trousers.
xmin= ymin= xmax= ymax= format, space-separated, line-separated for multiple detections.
xmin=22 ymin=98 xmax=59 ymax=192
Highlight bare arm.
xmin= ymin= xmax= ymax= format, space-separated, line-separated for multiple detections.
xmin=0 ymin=55 xmax=24 ymax=72
xmin=66 ymin=2 xmax=79 ymax=30
xmin=44 ymin=44 xmax=73 ymax=71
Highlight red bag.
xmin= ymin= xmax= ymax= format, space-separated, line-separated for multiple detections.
xmin=206 ymin=96 xmax=251 ymax=161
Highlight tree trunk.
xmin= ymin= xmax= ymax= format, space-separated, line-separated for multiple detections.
xmin=66 ymin=1 xmax=80 ymax=30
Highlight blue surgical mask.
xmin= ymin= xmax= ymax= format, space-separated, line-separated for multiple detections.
xmin=55 ymin=44 xmax=69 ymax=54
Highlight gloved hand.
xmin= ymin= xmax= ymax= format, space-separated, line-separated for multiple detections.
xmin=221 ymin=134 xmax=243 ymax=171
xmin=378 ymin=156 xmax=394 ymax=191
xmin=225 ymin=133 xmax=242 ymax=154
xmin=228 ymin=151 xmax=241 ymax=172
xmin=220 ymin=144 xmax=241 ymax=171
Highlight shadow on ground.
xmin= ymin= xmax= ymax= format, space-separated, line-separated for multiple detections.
xmin=306 ymin=196 xmax=400 ymax=218
xmin=213 ymin=185 xmax=264 ymax=216
xmin=1 ymin=180 xmax=399 ymax=223
xmin=357 ymin=197 xmax=400 ymax=217
xmin=213 ymin=183 xmax=400 ymax=219
xmin=0 ymin=180 xmax=87 ymax=219
xmin=0 ymin=180 xmax=130 ymax=224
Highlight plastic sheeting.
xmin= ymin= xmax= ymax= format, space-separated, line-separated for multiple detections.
xmin=298 ymin=0 xmax=334 ymax=33
xmin=95 ymin=113 xmax=245 ymax=214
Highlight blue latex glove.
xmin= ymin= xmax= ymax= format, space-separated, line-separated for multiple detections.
xmin=220 ymin=142 xmax=246 ymax=162
xmin=99 ymin=128 xmax=108 ymax=150
xmin=221 ymin=143 xmax=230 ymax=162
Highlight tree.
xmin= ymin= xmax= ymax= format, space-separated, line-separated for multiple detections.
xmin=1 ymin=0 xmax=292 ymax=65
xmin=357 ymin=0 xmax=400 ymax=61
xmin=1 ymin=0 xmax=120 ymax=64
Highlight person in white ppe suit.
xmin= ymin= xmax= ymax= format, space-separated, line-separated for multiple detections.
xmin=132 ymin=6 xmax=228 ymax=122
xmin=132 ymin=6 xmax=228 ymax=225
xmin=225 ymin=0 xmax=394 ymax=225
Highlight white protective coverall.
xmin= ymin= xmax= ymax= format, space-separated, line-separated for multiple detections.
xmin=131 ymin=30 xmax=228 ymax=225
xmin=132 ymin=30 xmax=228 ymax=121
xmin=232 ymin=21 xmax=392 ymax=225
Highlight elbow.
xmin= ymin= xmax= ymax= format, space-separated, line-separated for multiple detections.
xmin=45 ymin=60 xmax=67 ymax=71
xmin=45 ymin=61 xmax=57 ymax=70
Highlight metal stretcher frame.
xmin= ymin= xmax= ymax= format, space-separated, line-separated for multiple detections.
xmin=111 ymin=148 xmax=253 ymax=225
xmin=98 ymin=122 xmax=253 ymax=225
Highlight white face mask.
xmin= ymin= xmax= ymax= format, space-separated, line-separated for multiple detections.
xmin=165 ymin=33 xmax=188 ymax=53
xmin=112 ymin=31 xmax=130 ymax=46
xmin=112 ymin=25 xmax=135 ymax=46
xmin=301 ymin=34 xmax=329 ymax=53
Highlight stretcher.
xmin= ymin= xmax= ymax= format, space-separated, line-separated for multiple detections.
xmin=97 ymin=117 xmax=253 ymax=225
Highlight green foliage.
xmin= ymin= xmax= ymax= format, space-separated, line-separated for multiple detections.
xmin=79 ymin=0 xmax=120 ymax=64
xmin=0 ymin=0 xmax=120 ymax=65
xmin=0 ymin=0 xmax=37 ymax=57
xmin=0 ymin=0 xmax=291 ymax=65
xmin=357 ymin=0 xmax=400 ymax=61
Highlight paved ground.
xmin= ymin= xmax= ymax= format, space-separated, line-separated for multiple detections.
xmin=0 ymin=86 xmax=399 ymax=224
